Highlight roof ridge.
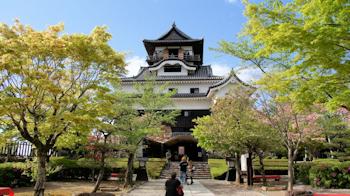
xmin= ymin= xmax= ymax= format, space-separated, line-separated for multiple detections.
xmin=156 ymin=24 xmax=192 ymax=40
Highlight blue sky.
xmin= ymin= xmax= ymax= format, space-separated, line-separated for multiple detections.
xmin=0 ymin=0 xmax=259 ymax=80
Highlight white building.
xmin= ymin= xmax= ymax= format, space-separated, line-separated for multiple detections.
xmin=121 ymin=24 xmax=248 ymax=161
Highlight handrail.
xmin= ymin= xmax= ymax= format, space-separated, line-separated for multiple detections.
xmin=147 ymin=54 xmax=201 ymax=63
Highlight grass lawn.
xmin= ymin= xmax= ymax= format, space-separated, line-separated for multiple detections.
xmin=208 ymin=159 xmax=228 ymax=178
xmin=208 ymin=158 xmax=289 ymax=178
xmin=106 ymin=158 xmax=166 ymax=179
xmin=253 ymin=158 xmax=288 ymax=170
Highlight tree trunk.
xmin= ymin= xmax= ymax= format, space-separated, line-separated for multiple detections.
xmin=124 ymin=152 xmax=134 ymax=188
xmin=247 ymin=152 xmax=253 ymax=186
xmin=235 ymin=154 xmax=242 ymax=185
xmin=287 ymin=148 xmax=294 ymax=196
xmin=91 ymin=168 xmax=95 ymax=182
xmin=34 ymin=150 xmax=47 ymax=196
xmin=92 ymin=151 xmax=106 ymax=193
xmin=258 ymin=151 xmax=266 ymax=186
xmin=327 ymin=136 xmax=334 ymax=159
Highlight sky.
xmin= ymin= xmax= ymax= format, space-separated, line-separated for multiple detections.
xmin=0 ymin=0 xmax=260 ymax=81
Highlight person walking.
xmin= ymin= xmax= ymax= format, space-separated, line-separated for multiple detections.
xmin=165 ymin=172 xmax=182 ymax=196
xmin=166 ymin=150 xmax=172 ymax=169
xmin=179 ymin=156 xmax=188 ymax=184
xmin=188 ymin=160 xmax=195 ymax=185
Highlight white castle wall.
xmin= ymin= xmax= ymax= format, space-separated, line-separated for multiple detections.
xmin=121 ymin=82 xmax=217 ymax=94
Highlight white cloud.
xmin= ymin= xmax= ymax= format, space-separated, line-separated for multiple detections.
xmin=211 ymin=63 xmax=232 ymax=76
xmin=211 ymin=63 xmax=263 ymax=83
xmin=125 ymin=56 xmax=148 ymax=77
xmin=225 ymin=0 xmax=238 ymax=4
xmin=236 ymin=67 xmax=263 ymax=83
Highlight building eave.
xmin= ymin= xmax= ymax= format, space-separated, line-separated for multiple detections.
xmin=148 ymin=60 xmax=196 ymax=71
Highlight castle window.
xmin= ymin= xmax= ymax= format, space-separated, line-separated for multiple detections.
xmin=168 ymin=88 xmax=177 ymax=93
xmin=168 ymin=49 xmax=178 ymax=57
xmin=164 ymin=65 xmax=181 ymax=72
xmin=190 ymin=88 xmax=199 ymax=94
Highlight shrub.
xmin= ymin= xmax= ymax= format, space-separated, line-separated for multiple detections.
xmin=145 ymin=158 xmax=166 ymax=179
xmin=295 ymin=162 xmax=314 ymax=184
xmin=0 ymin=157 xmax=166 ymax=187
xmin=310 ymin=161 xmax=350 ymax=188
xmin=295 ymin=160 xmax=350 ymax=188
xmin=0 ymin=162 xmax=32 ymax=187
xmin=47 ymin=157 xmax=114 ymax=180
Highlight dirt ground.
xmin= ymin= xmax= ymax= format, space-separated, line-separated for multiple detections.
xmin=13 ymin=181 xmax=125 ymax=196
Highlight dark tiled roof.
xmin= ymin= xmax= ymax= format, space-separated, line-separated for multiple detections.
xmin=206 ymin=70 xmax=255 ymax=95
xmin=143 ymin=24 xmax=204 ymax=66
xmin=209 ymin=74 xmax=232 ymax=89
xmin=144 ymin=23 xmax=201 ymax=43
xmin=157 ymin=23 xmax=192 ymax=40
xmin=121 ymin=66 xmax=224 ymax=82
xmin=172 ymin=93 xmax=207 ymax=98
xmin=143 ymin=39 xmax=203 ymax=44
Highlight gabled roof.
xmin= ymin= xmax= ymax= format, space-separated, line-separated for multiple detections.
xmin=157 ymin=23 xmax=192 ymax=40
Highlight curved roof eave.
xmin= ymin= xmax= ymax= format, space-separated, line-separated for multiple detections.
xmin=148 ymin=60 xmax=196 ymax=71
xmin=149 ymin=58 xmax=197 ymax=68
xmin=206 ymin=70 xmax=256 ymax=98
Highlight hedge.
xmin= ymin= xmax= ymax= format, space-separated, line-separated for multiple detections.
xmin=0 ymin=157 xmax=166 ymax=187
xmin=295 ymin=160 xmax=350 ymax=188
xmin=0 ymin=162 xmax=32 ymax=187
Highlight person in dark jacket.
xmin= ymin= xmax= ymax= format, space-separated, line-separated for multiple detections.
xmin=179 ymin=156 xmax=188 ymax=184
xmin=165 ymin=172 xmax=181 ymax=196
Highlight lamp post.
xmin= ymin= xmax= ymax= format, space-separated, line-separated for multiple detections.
xmin=225 ymin=157 xmax=235 ymax=181
xmin=136 ymin=157 xmax=148 ymax=181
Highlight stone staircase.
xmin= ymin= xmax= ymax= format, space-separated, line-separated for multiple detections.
xmin=160 ymin=161 xmax=212 ymax=179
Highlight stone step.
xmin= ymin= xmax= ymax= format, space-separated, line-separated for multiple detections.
xmin=160 ymin=161 xmax=212 ymax=179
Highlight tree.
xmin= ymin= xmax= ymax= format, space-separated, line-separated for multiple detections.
xmin=118 ymin=81 xmax=179 ymax=187
xmin=89 ymin=92 xmax=133 ymax=192
xmin=317 ymin=110 xmax=350 ymax=161
xmin=214 ymin=38 xmax=291 ymax=76
xmin=193 ymin=86 xmax=280 ymax=185
xmin=259 ymin=96 xmax=320 ymax=195
xmin=0 ymin=21 xmax=124 ymax=196
xmin=243 ymin=0 xmax=350 ymax=111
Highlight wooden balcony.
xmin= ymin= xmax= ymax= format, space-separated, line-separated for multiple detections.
xmin=146 ymin=54 xmax=201 ymax=64
xmin=171 ymin=131 xmax=192 ymax=137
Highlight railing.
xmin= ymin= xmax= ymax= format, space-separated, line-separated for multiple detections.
xmin=172 ymin=132 xmax=193 ymax=137
xmin=0 ymin=142 xmax=33 ymax=157
xmin=184 ymin=54 xmax=201 ymax=62
xmin=0 ymin=141 xmax=57 ymax=158
xmin=146 ymin=54 xmax=201 ymax=63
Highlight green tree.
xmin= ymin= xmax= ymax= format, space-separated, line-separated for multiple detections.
xmin=118 ymin=81 xmax=179 ymax=187
xmin=318 ymin=111 xmax=350 ymax=161
xmin=243 ymin=0 xmax=350 ymax=111
xmin=0 ymin=21 xmax=124 ymax=196
xmin=259 ymin=96 xmax=320 ymax=194
xmin=193 ymin=86 xmax=280 ymax=185
xmin=89 ymin=92 xmax=133 ymax=192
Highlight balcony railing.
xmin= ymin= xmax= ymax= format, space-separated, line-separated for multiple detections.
xmin=146 ymin=54 xmax=201 ymax=64
xmin=184 ymin=54 xmax=201 ymax=62
xmin=172 ymin=132 xmax=193 ymax=137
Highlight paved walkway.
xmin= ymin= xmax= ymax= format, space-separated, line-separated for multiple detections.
xmin=125 ymin=179 xmax=214 ymax=196
xmin=124 ymin=179 xmax=269 ymax=196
